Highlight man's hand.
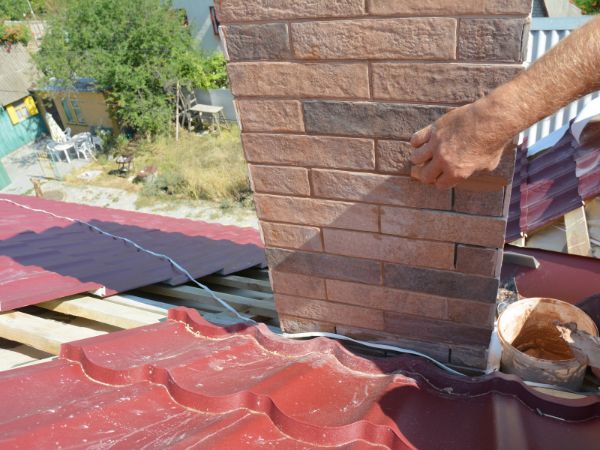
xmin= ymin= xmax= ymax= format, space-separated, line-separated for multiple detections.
xmin=409 ymin=16 xmax=600 ymax=190
xmin=410 ymin=104 xmax=510 ymax=190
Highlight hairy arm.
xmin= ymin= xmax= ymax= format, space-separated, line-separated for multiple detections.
xmin=411 ymin=16 xmax=600 ymax=189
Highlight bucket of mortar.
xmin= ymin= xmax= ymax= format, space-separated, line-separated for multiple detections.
xmin=497 ymin=297 xmax=598 ymax=390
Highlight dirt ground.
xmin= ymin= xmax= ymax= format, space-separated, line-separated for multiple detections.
xmin=1 ymin=140 xmax=259 ymax=229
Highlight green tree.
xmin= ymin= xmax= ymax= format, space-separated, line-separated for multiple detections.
xmin=35 ymin=0 xmax=216 ymax=137
xmin=0 ymin=0 xmax=52 ymax=19
xmin=574 ymin=0 xmax=600 ymax=13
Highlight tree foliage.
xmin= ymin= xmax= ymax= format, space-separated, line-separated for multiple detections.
xmin=0 ymin=0 xmax=54 ymax=19
xmin=35 ymin=0 xmax=222 ymax=137
xmin=574 ymin=0 xmax=600 ymax=13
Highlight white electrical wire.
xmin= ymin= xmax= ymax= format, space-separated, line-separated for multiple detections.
xmin=0 ymin=197 xmax=465 ymax=377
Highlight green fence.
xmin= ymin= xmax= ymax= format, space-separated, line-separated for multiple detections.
xmin=0 ymin=106 xmax=47 ymax=158
xmin=0 ymin=160 xmax=10 ymax=190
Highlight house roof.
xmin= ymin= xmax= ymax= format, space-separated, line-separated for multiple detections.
xmin=502 ymin=244 xmax=600 ymax=305
xmin=506 ymin=124 xmax=600 ymax=242
xmin=0 ymin=44 xmax=40 ymax=105
xmin=0 ymin=307 xmax=598 ymax=449
xmin=0 ymin=194 xmax=265 ymax=311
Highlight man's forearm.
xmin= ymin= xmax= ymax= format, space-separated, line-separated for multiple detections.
xmin=476 ymin=16 xmax=600 ymax=142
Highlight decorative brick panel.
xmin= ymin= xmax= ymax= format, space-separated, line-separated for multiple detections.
xmin=219 ymin=0 xmax=532 ymax=369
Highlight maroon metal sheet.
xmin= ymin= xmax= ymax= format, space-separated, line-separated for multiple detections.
xmin=0 ymin=194 xmax=265 ymax=310
xmin=506 ymin=129 xmax=600 ymax=242
xmin=0 ymin=307 xmax=598 ymax=449
xmin=501 ymin=244 xmax=600 ymax=304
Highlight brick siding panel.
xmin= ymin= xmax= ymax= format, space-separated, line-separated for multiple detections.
xmin=267 ymin=248 xmax=382 ymax=284
xmin=383 ymin=263 xmax=499 ymax=302
xmin=237 ymin=100 xmax=304 ymax=133
xmin=276 ymin=294 xmax=385 ymax=330
xmin=384 ymin=313 xmax=492 ymax=347
xmin=261 ymin=222 xmax=322 ymax=251
xmin=303 ymin=101 xmax=450 ymax=140
xmin=323 ymin=228 xmax=455 ymax=270
xmin=216 ymin=0 xmax=366 ymax=23
xmin=228 ymin=63 xmax=369 ymax=99
xmin=279 ymin=315 xmax=336 ymax=333
xmin=336 ymin=325 xmax=451 ymax=362
xmin=243 ymin=134 xmax=375 ymax=170
xmin=454 ymin=187 xmax=506 ymax=217
xmin=270 ymin=271 xmax=326 ymax=299
xmin=291 ymin=18 xmax=456 ymax=60
xmin=254 ymin=194 xmax=379 ymax=232
xmin=380 ymin=206 xmax=506 ymax=247
xmin=447 ymin=298 xmax=496 ymax=327
xmin=222 ymin=24 xmax=291 ymax=61
xmin=376 ymin=140 xmax=412 ymax=175
xmin=367 ymin=0 xmax=532 ymax=15
xmin=372 ymin=63 xmax=522 ymax=104
xmin=312 ymin=169 xmax=452 ymax=210
xmin=326 ymin=279 xmax=447 ymax=319
xmin=455 ymin=245 xmax=500 ymax=277
xmin=458 ymin=18 xmax=530 ymax=63
xmin=249 ymin=165 xmax=310 ymax=196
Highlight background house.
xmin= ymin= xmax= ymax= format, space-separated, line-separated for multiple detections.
xmin=533 ymin=0 xmax=582 ymax=16
xmin=0 ymin=43 xmax=47 ymax=158
xmin=34 ymin=78 xmax=118 ymax=135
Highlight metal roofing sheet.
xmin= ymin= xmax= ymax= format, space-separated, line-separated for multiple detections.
xmin=0 ymin=194 xmax=265 ymax=310
xmin=0 ymin=307 xmax=598 ymax=449
xmin=506 ymin=128 xmax=600 ymax=241
xmin=501 ymin=244 xmax=600 ymax=305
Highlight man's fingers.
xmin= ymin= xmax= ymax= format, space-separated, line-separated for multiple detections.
xmin=435 ymin=172 xmax=458 ymax=190
xmin=410 ymin=142 xmax=434 ymax=165
xmin=410 ymin=126 xmax=432 ymax=148
xmin=417 ymin=160 xmax=443 ymax=185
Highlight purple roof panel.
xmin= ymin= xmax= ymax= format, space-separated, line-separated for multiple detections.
xmin=0 ymin=194 xmax=265 ymax=310
xmin=506 ymin=125 xmax=600 ymax=241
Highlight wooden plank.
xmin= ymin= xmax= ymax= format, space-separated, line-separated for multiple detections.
xmin=108 ymin=295 xmax=172 ymax=313
xmin=0 ymin=345 xmax=52 ymax=371
xmin=0 ymin=311 xmax=105 ymax=355
xmin=564 ymin=206 xmax=592 ymax=256
xmin=202 ymin=275 xmax=272 ymax=293
xmin=38 ymin=295 xmax=164 ymax=330
xmin=141 ymin=284 xmax=277 ymax=319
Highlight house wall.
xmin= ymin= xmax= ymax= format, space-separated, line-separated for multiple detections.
xmin=42 ymin=91 xmax=116 ymax=135
xmin=218 ymin=1 xmax=532 ymax=369
xmin=0 ymin=102 xmax=47 ymax=158
xmin=172 ymin=0 xmax=222 ymax=54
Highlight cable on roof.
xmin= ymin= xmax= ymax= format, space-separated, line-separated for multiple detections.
xmin=0 ymin=197 xmax=466 ymax=377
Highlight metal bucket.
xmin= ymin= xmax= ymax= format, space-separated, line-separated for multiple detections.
xmin=497 ymin=297 xmax=598 ymax=390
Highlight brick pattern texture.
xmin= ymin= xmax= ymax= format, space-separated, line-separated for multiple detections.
xmin=217 ymin=0 xmax=532 ymax=370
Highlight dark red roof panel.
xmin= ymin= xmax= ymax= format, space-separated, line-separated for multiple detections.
xmin=0 ymin=194 xmax=265 ymax=310
xmin=0 ymin=308 xmax=598 ymax=449
xmin=506 ymin=129 xmax=600 ymax=241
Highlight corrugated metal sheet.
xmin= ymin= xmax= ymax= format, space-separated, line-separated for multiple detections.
xmin=0 ymin=44 xmax=40 ymax=106
xmin=507 ymin=127 xmax=600 ymax=242
xmin=523 ymin=17 xmax=599 ymax=147
xmin=0 ymin=307 xmax=598 ymax=449
xmin=0 ymin=194 xmax=265 ymax=311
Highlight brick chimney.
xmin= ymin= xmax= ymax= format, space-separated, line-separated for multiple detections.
xmin=217 ymin=1 xmax=532 ymax=369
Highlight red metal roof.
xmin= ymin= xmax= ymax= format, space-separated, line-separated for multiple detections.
xmin=501 ymin=244 xmax=600 ymax=305
xmin=0 ymin=307 xmax=598 ymax=449
xmin=506 ymin=128 xmax=600 ymax=241
xmin=0 ymin=194 xmax=265 ymax=310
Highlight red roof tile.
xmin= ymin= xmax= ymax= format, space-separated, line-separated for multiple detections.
xmin=0 ymin=194 xmax=265 ymax=310
xmin=0 ymin=307 xmax=598 ymax=449
xmin=507 ymin=129 xmax=600 ymax=241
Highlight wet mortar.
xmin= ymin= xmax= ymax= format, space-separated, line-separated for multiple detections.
xmin=512 ymin=323 xmax=574 ymax=361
